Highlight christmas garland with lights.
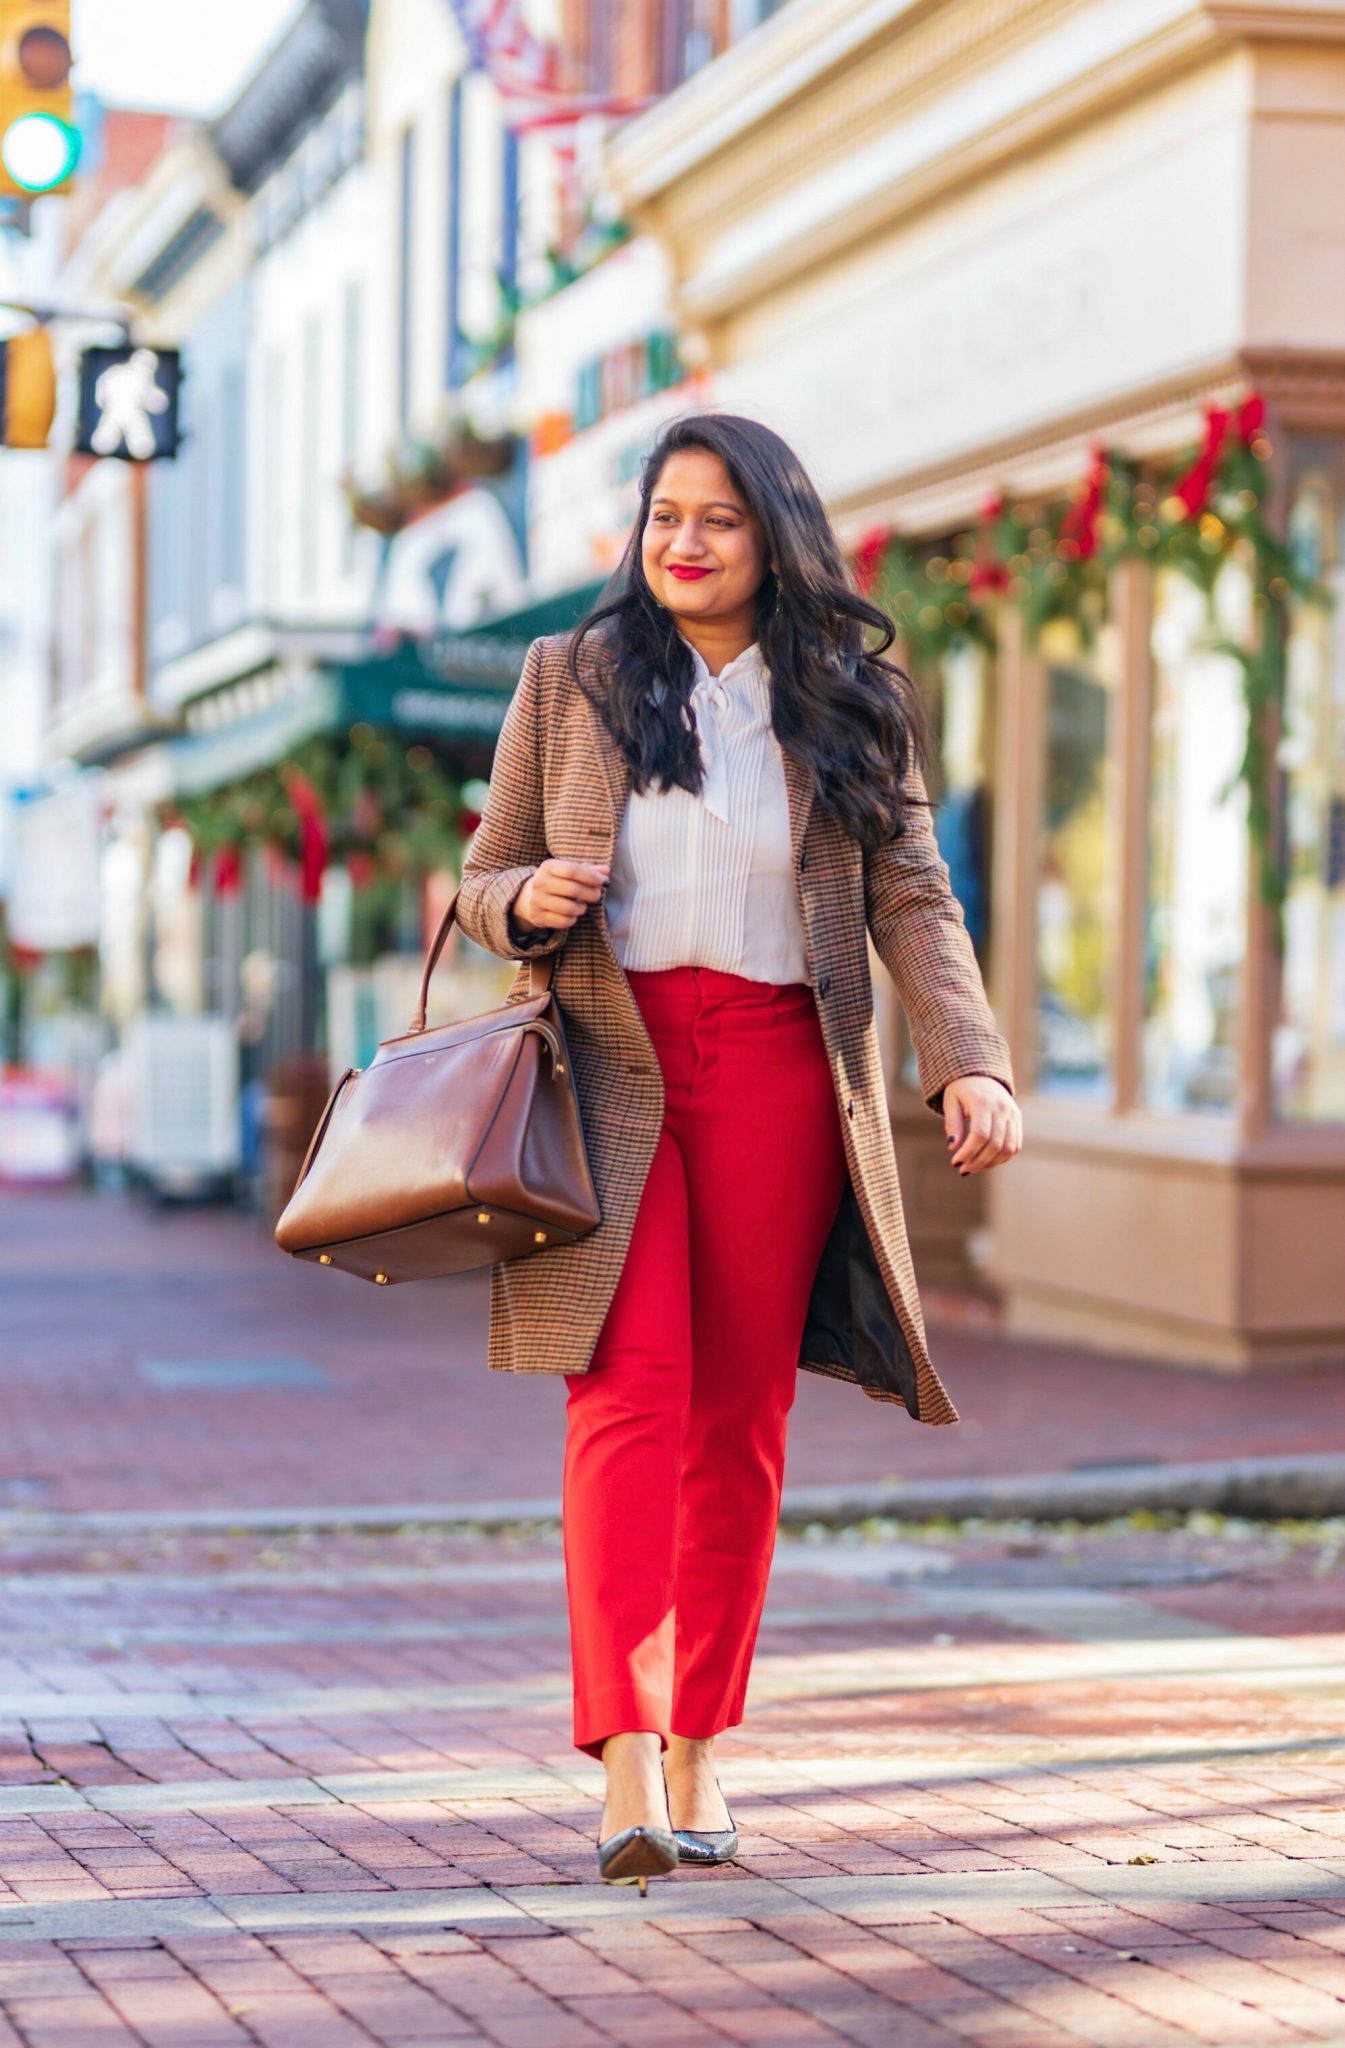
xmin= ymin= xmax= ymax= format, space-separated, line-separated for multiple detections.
xmin=856 ymin=394 xmax=1318 ymax=917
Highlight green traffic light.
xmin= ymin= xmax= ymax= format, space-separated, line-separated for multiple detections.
xmin=1 ymin=111 xmax=80 ymax=194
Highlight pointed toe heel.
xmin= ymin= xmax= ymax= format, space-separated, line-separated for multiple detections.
xmin=596 ymin=1824 xmax=679 ymax=1892
xmin=673 ymin=1825 xmax=739 ymax=1867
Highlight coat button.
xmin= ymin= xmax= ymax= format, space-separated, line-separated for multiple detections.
xmin=818 ymin=973 xmax=832 ymax=998
xmin=847 ymin=1099 xmax=855 ymax=1119
xmin=799 ymin=849 xmax=809 ymax=873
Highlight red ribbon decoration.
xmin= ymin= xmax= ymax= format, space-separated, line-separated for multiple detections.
xmin=214 ymin=843 xmax=242 ymax=898
xmin=1059 ymin=448 xmax=1110 ymax=559
xmin=1172 ymin=393 xmax=1266 ymax=518
xmin=285 ymin=770 xmax=329 ymax=905
xmin=853 ymin=525 xmax=892 ymax=598
xmin=969 ymin=491 xmax=1010 ymax=596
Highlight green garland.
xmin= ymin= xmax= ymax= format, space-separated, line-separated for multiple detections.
xmin=860 ymin=397 xmax=1322 ymax=921
xmin=162 ymin=731 xmax=470 ymax=896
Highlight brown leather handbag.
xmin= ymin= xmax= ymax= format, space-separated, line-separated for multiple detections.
xmin=274 ymin=891 xmax=600 ymax=1284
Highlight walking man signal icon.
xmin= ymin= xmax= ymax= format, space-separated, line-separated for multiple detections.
xmin=90 ymin=349 xmax=168 ymax=459
xmin=76 ymin=344 xmax=182 ymax=462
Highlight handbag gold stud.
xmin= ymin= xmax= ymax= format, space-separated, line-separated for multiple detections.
xmin=534 ymin=1230 xmax=547 ymax=1244
xmin=318 ymin=1253 xmax=332 ymax=1265
xmin=477 ymin=1209 xmax=491 ymax=1223
xmin=374 ymin=1271 xmax=389 ymax=1284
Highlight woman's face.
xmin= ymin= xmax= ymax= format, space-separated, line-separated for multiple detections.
xmin=641 ymin=448 xmax=768 ymax=628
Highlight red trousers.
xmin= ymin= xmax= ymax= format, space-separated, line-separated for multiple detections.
xmin=563 ymin=965 xmax=849 ymax=1757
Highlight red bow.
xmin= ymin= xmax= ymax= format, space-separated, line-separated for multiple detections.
xmin=853 ymin=526 xmax=892 ymax=598
xmin=969 ymin=491 xmax=1010 ymax=595
xmin=1059 ymin=448 xmax=1110 ymax=560
xmin=214 ymin=843 xmax=242 ymax=898
xmin=1172 ymin=394 xmax=1266 ymax=518
xmin=285 ymin=770 xmax=328 ymax=905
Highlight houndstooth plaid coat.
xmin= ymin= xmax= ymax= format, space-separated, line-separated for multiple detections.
xmin=456 ymin=633 xmax=1013 ymax=1424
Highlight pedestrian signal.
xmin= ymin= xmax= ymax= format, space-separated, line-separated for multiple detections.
xmin=0 ymin=325 xmax=56 ymax=447
xmin=0 ymin=0 xmax=79 ymax=198
xmin=75 ymin=344 xmax=181 ymax=462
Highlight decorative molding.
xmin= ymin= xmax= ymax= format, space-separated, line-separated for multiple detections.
xmin=608 ymin=0 xmax=959 ymax=203
xmin=1205 ymin=2 xmax=1345 ymax=39
xmin=634 ymin=2 xmax=1220 ymax=321
xmin=826 ymin=354 xmax=1257 ymax=536
xmin=1241 ymin=348 xmax=1345 ymax=428
xmin=653 ymin=0 xmax=1078 ymax=251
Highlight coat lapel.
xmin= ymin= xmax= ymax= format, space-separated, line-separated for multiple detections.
xmin=781 ymin=748 xmax=816 ymax=874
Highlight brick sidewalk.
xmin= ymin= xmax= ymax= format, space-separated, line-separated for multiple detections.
xmin=0 ymin=1516 xmax=1342 ymax=2043
xmin=1 ymin=1184 xmax=1344 ymax=2044
xmin=3 ymin=1187 xmax=1345 ymax=1513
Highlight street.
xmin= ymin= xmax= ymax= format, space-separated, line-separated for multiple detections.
xmin=0 ymin=1191 xmax=1341 ymax=2044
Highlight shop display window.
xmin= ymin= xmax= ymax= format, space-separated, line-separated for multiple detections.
xmin=1035 ymin=616 xmax=1120 ymax=1100
xmin=1141 ymin=567 xmax=1248 ymax=1113
xmin=1274 ymin=453 xmax=1345 ymax=1123
xmin=898 ymin=641 xmax=994 ymax=1095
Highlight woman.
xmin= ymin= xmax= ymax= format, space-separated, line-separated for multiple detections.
xmin=457 ymin=413 xmax=1020 ymax=1892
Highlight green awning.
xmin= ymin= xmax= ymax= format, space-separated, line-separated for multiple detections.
xmin=166 ymin=580 xmax=611 ymax=797
xmin=170 ymin=674 xmax=337 ymax=796
xmin=402 ymin=576 xmax=612 ymax=690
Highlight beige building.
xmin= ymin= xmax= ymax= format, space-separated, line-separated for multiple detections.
xmin=606 ymin=0 xmax=1345 ymax=1370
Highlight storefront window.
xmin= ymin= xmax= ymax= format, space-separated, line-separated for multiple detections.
xmin=1141 ymin=567 xmax=1248 ymax=1113
xmin=1035 ymin=616 xmax=1120 ymax=1100
xmin=1274 ymin=454 xmax=1345 ymax=1123
xmin=924 ymin=639 xmax=993 ymax=967
xmin=895 ymin=641 xmax=995 ymax=1095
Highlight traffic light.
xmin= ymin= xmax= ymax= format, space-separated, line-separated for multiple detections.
xmin=0 ymin=325 xmax=56 ymax=446
xmin=0 ymin=2 xmax=78 ymax=200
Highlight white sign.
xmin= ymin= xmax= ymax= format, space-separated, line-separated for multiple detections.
xmin=7 ymin=785 xmax=103 ymax=951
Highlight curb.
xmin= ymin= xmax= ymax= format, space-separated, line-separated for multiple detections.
xmin=3 ymin=1453 xmax=1345 ymax=1536
xmin=778 ymin=1453 xmax=1345 ymax=1525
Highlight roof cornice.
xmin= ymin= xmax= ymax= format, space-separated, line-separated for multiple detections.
xmin=606 ymin=0 xmax=1267 ymax=324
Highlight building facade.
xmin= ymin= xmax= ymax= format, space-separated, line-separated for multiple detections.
xmin=604 ymin=0 xmax=1345 ymax=1369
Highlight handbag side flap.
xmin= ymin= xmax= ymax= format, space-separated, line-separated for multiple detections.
xmin=274 ymin=1024 xmax=527 ymax=1252
xmin=374 ymin=990 xmax=554 ymax=1066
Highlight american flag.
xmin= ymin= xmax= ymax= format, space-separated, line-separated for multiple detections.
xmin=448 ymin=0 xmax=650 ymax=131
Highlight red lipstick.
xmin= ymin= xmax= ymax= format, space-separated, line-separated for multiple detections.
xmin=668 ymin=565 xmax=713 ymax=580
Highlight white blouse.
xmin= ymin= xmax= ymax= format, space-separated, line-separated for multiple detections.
xmin=604 ymin=640 xmax=811 ymax=986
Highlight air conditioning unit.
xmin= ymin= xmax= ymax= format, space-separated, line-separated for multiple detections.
xmin=124 ymin=1014 xmax=240 ymax=1197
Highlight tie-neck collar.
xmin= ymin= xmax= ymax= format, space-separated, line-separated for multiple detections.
xmin=684 ymin=640 xmax=766 ymax=694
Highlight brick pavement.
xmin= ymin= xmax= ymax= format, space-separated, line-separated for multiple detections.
xmin=3 ymin=1188 xmax=1345 ymax=1514
xmin=0 ymin=1187 xmax=1343 ymax=2043
xmin=0 ymin=1510 xmax=1341 ymax=2044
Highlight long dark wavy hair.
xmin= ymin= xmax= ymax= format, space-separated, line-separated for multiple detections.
xmin=568 ymin=412 xmax=928 ymax=849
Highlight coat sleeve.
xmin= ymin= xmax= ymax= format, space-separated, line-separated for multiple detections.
xmin=456 ymin=638 xmax=567 ymax=962
xmin=864 ymin=760 xmax=1014 ymax=1115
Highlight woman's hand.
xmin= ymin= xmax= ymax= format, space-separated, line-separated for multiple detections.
xmin=943 ymin=1075 xmax=1021 ymax=1176
xmin=511 ymin=858 xmax=610 ymax=935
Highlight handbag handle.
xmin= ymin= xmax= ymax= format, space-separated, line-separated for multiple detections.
xmin=409 ymin=885 xmax=556 ymax=1035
